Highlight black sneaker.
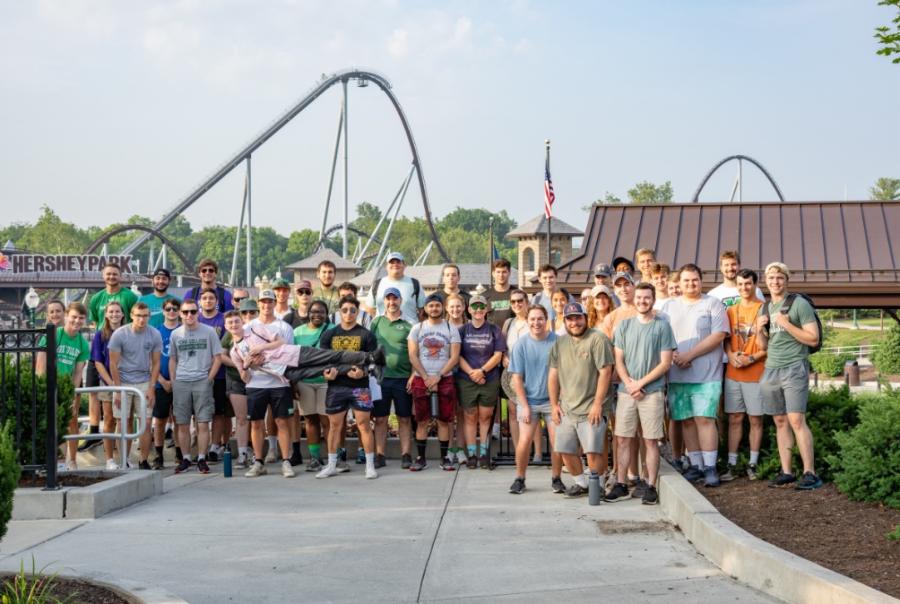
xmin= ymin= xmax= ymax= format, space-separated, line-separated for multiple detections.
xmin=409 ymin=456 xmax=427 ymax=472
xmin=197 ymin=459 xmax=210 ymax=474
xmin=478 ymin=454 xmax=490 ymax=469
xmin=564 ymin=484 xmax=589 ymax=498
xmin=466 ymin=456 xmax=478 ymax=470
xmin=604 ymin=482 xmax=630 ymax=502
xmin=795 ymin=471 xmax=823 ymax=490
xmin=551 ymin=476 xmax=566 ymax=494
xmin=440 ymin=457 xmax=458 ymax=471
xmin=509 ymin=477 xmax=526 ymax=495
xmin=682 ymin=465 xmax=705 ymax=482
xmin=289 ymin=451 xmax=303 ymax=467
xmin=768 ymin=471 xmax=797 ymax=488
xmin=356 ymin=448 xmax=366 ymax=464
xmin=78 ymin=438 xmax=102 ymax=452
xmin=631 ymin=479 xmax=647 ymax=499
xmin=401 ymin=454 xmax=412 ymax=470
xmin=152 ymin=456 xmax=164 ymax=471
xmin=642 ymin=485 xmax=659 ymax=505
xmin=175 ymin=448 xmax=184 ymax=462
xmin=375 ymin=454 xmax=387 ymax=468
xmin=175 ymin=458 xmax=191 ymax=474
xmin=138 ymin=460 xmax=151 ymax=470
xmin=207 ymin=450 xmax=219 ymax=463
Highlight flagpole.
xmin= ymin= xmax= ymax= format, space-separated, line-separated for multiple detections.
xmin=545 ymin=139 xmax=552 ymax=265
xmin=489 ymin=216 xmax=495 ymax=289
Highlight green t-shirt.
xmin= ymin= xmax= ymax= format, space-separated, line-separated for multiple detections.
xmin=39 ymin=327 xmax=90 ymax=377
xmin=293 ymin=322 xmax=333 ymax=383
xmin=613 ymin=316 xmax=677 ymax=393
xmin=88 ymin=288 xmax=139 ymax=329
xmin=221 ymin=332 xmax=241 ymax=383
xmin=140 ymin=292 xmax=179 ymax=329
xmin=765 ymin=295 xmax=817 ymax=369
xmin=548 ymin=328 xmax=615 ymax=419
xmin=371 ymin=315 xmax=412 ymax=379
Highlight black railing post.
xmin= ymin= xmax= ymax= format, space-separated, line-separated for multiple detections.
xmin=43 ymin=325 xmax=58 ymax=491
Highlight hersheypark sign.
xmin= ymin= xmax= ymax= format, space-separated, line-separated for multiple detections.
xmin=0 ymin=253 xmax=134 ymax=274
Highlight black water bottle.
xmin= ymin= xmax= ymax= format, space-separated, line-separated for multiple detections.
xmin=430 ymin=390 xmax=439 ymax=418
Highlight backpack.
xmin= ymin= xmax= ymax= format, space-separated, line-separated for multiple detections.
xmin=190 ymin=285 xmax=228 ymax=312
xmin=371 ymin=277 xmax=421 ymax=306
xmin=763 ymin=293 xmax=824 ymax=353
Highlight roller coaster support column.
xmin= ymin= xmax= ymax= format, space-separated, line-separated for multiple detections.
xmin=246 ymin=156 xmax=253 ymax=288
xmin=321 ymin=100 xmax=344 ymax=243
xmin=342 ymin=78 xmax=349 ymax=259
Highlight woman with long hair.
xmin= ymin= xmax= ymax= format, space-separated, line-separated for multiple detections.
xmin=550 ymin=289 xmax=570 ymax=335
xmin=500 ymin=289 xmax=531 ymax=454
xmin=587 ymin=285 xmax=617 ymax=329
xmin=90 ymin=301 xmax=125 ymax=469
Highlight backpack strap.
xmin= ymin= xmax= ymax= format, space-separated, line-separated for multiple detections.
xmin=501 ymin=317 xmax=514 ymax=337
xmin=780 ymin=293 xmax=798 ymax=314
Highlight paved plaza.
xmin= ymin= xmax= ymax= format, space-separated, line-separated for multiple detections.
xmin=2 ymin=465 xmax=779 ymax=603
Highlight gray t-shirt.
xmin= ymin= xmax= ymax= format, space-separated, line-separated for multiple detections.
xmin=548 ymin=329 xmax=615 ymax=419
xmin=613 ymin=316 xmax=677 ymax=393
xmin=408 ymin=320 xmax=460 ymax=376
xmin=659 ymin=295 xmax=729 ymax=384
xmin=107 ymin=325 xmax=163 ymax=384
xmin=170 ymin=323 xmax=223 ymax=382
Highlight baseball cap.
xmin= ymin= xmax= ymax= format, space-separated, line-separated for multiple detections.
xmin=593 ymin=263 xmax=612 ymax=278
xmin=239 ymin=299 xmax=259 ymax=312
xmin=469 ymin=294 xmax=489 ymax=308
xmin=295 ymin=279 xmax=312 ymax=291
xmin=424 ymin=292 xmax=444 ymax=305
xmin=591 ymin=284 xmax=615 ymax=299
xmin=612 ymin=256 xmax=636 ymax=273
xmin=272 ymin=277 xmax=291 ymax=289
xmin=151 ymin=268 xmax=171 ymax=279
xmin=258 ymin=289 xmax=276 ymax=301
xmin=386 ymin=252 xmax=405 ymax=263
xmin=613 ymin=272 xmax=635 ymax=285
xmin=563 ymin=302 xmax=587 ymax=317
xmin=383 ymin=287 xmax=402 ymax=299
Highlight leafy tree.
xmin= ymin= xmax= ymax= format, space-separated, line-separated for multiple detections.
xmin=627 ymin=181 xmax=673 ymax=204
xmin=16 ymin=206 xmax=91 ymax=253
xmin=0 ymin=223 xmax=29 ymax=248
xmin=870 ymin=177 xmax=900 ymax=201
xmin=875 ymin=0 xmax=900 ymax=63
xmin=582 ymin=191 xmax=621 ymax=211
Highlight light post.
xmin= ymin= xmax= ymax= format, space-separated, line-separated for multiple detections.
xmin=25 ymin=287 xmax=40 ymax=328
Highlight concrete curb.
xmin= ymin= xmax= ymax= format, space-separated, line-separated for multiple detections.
xmin=38 ymin=572 xmax=189 ymax=604
xmin=657 ymin=464 xmax=898 ymax=604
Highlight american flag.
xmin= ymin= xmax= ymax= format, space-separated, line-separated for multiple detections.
xmin=544 ymin=157 xmax=555 ymax=219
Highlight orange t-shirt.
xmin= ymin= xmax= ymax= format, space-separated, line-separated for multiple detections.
xmin=725 ymin=301 xmax=765 ymax=382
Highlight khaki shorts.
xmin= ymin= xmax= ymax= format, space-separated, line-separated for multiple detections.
xmin=615 ymin=390 xmax=665 ymax=440
xmin=112 ymin=381 xmax=151 ymax=420
xmin=554 ymin=413 xmax=607 ymax=454
xmin=295 ymin=382 xmax=328 ymax=416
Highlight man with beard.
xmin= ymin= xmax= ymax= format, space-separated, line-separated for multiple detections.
xmin=140 ymin=268 xmax=179 ymax=329
xmin=708 ymin=251 xmax=764 ymax=308
xmin=312 ymin=260 xmax=341 ymax=315
xmin=484 ymin=258 xmax=513 ymax=328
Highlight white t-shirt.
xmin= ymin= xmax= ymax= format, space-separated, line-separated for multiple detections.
xmin=363 ymin=275 xmax=427 ymax=324
xmin=408 ymin=320 xmax=461 ymax=377
xmin=708 ymin=284 xmax=765 ymax=308
xmin=244 ymin=318 xmax=294 ymax=389
xmin=658 ymin=295 xmax=730 ymax=384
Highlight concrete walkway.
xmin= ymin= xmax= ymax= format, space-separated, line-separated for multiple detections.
xmin=1 ymin=464 xmax=779 ymax=603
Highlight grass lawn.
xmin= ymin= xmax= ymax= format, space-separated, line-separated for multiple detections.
xmin=826 ymin=327 xmax=887 ymax=348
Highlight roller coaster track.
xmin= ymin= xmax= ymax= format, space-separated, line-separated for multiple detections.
xmin=85 ymin=224 xmax=194 ymax=273
xmin=691 ymin=154 xmax=785 ymax=202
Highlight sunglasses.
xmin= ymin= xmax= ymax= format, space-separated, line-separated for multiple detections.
xmin=200 ymin=268 xmax=217 ymax=274
xmin=240 ymin=310 xmax=258 ymax=315
xmin=470 ymin=303 xmax=487 ymax=311
xmin=181 ymin=309 xmax=198 ymax=315
xmin=340 ymin=307 xmax=358 ymax=314
xmin=296 ymin=289 xmax=312 ymax=295
xmin=233 ymin=297 xmax=247 ymax=303
xmin=164 ymin=307 xmax=179 ymax=312
xmin=510 ymin=298 xmax=526 ymax=303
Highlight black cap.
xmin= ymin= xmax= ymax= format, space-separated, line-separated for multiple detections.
xmin=152 ymin=268 xmax=171 ymax=279
xmin=424 ymin=292 xmax=444 ymax=305
xmin=611 ymin=257 xmax=635 ymax=273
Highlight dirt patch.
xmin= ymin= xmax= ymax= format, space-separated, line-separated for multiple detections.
xmin=695 ymin=477 xmax=900 ymax=598
xmin=17 ymin=473 xmax=111 ymax=488
xmin=595 ymin=520 xmax=672 ymax=535
xmin=0 ymin=573 xmax=130 ymax=604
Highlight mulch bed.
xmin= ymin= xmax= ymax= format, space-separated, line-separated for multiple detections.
xmin=0 ymin=573 xmax=129 ymax=604
xmin=695 ymin=478 xmax=900 ymax=598
xmin=17 ymin=474 xmax=111 ymax=488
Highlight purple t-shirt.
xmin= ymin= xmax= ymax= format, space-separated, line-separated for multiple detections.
xmin=90 ymin=331 xmax=112 ymax=384
xmin=183 ymin=286 xmax=233 ymax=312
xmin=199 ymin=312 xmax=226 ymax=379
xmin=458 ymin=322 xmax=507 ymax=383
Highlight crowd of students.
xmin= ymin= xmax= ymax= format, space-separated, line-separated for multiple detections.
xmin=37 ymin=247 xmax=823 ymax=502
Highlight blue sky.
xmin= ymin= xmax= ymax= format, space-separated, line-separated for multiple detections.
xmin=2 ymin=0 xmax=898 ymax=236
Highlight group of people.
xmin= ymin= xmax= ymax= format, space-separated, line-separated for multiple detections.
xmin=37 ymin=245 xmax=823 ymax=503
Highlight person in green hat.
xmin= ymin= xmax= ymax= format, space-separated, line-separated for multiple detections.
xmin=272 ymin=277 xmax=293 ymax=321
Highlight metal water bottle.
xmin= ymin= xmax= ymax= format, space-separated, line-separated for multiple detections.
xmin=223 ymin=447 xmax=232 ymax=478
xmin=588 ymin=472 xmax=601 ymax=505
xmin=429 ymin=391 xmax=439 ymax=418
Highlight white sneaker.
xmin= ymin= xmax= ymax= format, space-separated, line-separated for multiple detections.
xmin=316 ymin=464 xmax=338 ymax=479
xmin=365 ymin=466 xmax=378 ymax=479
xmin=245 ymin=461 xmax=267 ymax=477
xmin=65 ymin=460 xmax=77 ymax=471
xmin=456 ymin=450 xmax=468 ymax=464
xmin=264 ymin=450 xmax=277 ymax=464
xmin=105 ymin=459 xmax=119 ymax=471
xmin=282 ymin=460 xmax=296 ymax=478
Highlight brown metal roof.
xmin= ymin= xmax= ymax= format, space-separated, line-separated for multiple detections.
xmin=556 ymin=201 xmax=900 ymax=308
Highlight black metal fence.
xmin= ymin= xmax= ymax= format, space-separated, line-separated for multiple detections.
xmin=0 ymin=326 xmax=59 ymax=489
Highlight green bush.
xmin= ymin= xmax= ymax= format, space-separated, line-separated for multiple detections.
xmin=0 ymin=357 xmax=74 ymax=468
xmin=827 ymin=390 xmax=900 ymax=509
xmin=0 ymin=424 xmax=21 ymax=541
xmin=888 ymin=525 xmax=900 ymax=541
xmin=872 ymin=324 xmax=900 ymax=375
xmin=809 ymin=351 xmax=855 ymax=377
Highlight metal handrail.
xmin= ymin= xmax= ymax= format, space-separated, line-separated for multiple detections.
xmin=66 ymin=386 xmax=148 ymax=470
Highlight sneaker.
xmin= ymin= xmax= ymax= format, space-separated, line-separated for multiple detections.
xmin=305 ymin=457 xmax=323 ymax=472
xmin=478 ymin=454 xmax=490 ymax=470
xmin=105 ymin=458 xmax=120 ymax=471
xmin=138 ymin=460 xmax=151 ymax=471
xmin=682 ymin=465 xmax=705 ymax=482
xmin=768 ymin=471 xmax=797 ymax=488
xmin=206 ymin=450 xmax=219 ymax=463
xmin=315 ymin=464 xmax=338 ymax=479
xmin=466 ymin=456 xmax=477 ymax=470
xmin=409 ymin=457 xmax=427 ymax=472
xmin=78 ymin=438 xmax=101 ymax=452
xmin=509 ymin=477 xmax=526 ymax=495
xmin=175 ymin=448 xmax=184 ymax=462
xmin=604 ymin=482 xmax=630 ymax=502
xmin=264 ymin=449 xmax=277 ymax=464
xmin=236 ymin=454 xmax=249 ymax=469
xmin=336 ymin=460 xmax=351 ymax=473
xmin=197 ymin=459 xmax=210 ymax=474
xmin=289 ymin=451 xmax=303 ymax=467
xmin=126 ymin=460 xmax=134 ymax=470
xmin=282 ymin=460 xmax=296 ymax=478
xmin=746 ymin=463 xmax=758 ymax=481
xmin=551 ymin=476 xmax=567 ymax=494
xmin=356 ymin=448 xmax=366 ymax=464
xmin=401 ymin=454 xmax=413 ymax=469
xmin=152 ymin=457 xmax=164 ymax=471
xmin=175 ymin=458 xmax=191 ymax=474
xmin=670 ymin=458 xmax=685 ymax=473
xmin=165 ymin=427 xmax=174 ymax=448
xmin=65 ymin=460 xmax=77 ymax=471
xmin=564 ymin=484 xmax=589 ymax=498
xmin=375 ymin=454 xmax=387 ymax=468
xmin=703 ymin=466 xmax=720 ymax=487
xmin=795 ymin=471 xmax=823 ymax=490
xmin=440 ymin=457 xmax=457 ymax=471
xmin=641 ymin=484 xmax=659 ymax=505
xmin=245 ymin=461 xmax=267 ymax=477
xmin=631 ymin=479 xmax=647 ymax=499
xmin=720 ymin=465 xmax=737 ymax=482
xmin=365 ymin=466 xmax=378 ymax=479
xmin=455 ymin=450 xmax=468 ymax=465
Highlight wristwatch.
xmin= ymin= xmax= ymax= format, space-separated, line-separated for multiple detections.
xmin=747 ymin=355 xmax=756 ymax=364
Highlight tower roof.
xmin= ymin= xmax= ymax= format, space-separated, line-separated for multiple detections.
xmin=506 ymin=215 xmax=583 ymax=238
